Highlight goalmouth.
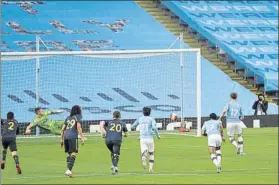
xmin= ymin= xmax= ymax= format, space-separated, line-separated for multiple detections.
xmin=1 ymin=49 xmax=202 ymax=138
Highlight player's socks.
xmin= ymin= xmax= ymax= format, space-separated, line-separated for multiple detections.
xmin=67 ymin=155 xmax=76 ymax=171
xmin=216 ymin=150 xmax=222 ymax=166
xmin=141 ymin=150 xmax=147 ymax=169
xmin=229 ymin=137 xmax=238 ymax=148
xmin=210 ymin=154 xmax=218 ymax=167
xmin=237 ymin=135 xmax=244 ymax=154
xmin=13 ymin=155 xmax=19 ymax=165
xmin=149 ymin=152 xmax=154 ymax=172
xmin=1 ymin=150 xmax=7 ymax=169
xmin=111 ymin=154 xmax=119 ymax=167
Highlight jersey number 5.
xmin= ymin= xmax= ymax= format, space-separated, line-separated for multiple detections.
xmin=67 ymin=120 xmax=76 ymax=129
xmin=8 ymin=122 xmax=14 ymax=130
xmin=109 ymin=124 xmax=122 ymax=132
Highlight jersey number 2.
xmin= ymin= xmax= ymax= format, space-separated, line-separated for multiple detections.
xmin=109 ymin=124 xmax=122 ymax=132
xmin=8 ymin=122 xmax=14 ymax=130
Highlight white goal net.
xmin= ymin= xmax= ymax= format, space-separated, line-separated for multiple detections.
xmin=1 ymin=49 xmax=201 ymax=137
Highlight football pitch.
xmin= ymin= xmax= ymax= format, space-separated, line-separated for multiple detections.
xmin=1 ymin=128 xmax=278 ymax=184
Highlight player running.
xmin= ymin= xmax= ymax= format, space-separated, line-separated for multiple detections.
xmin=1 ymin=112 xmax=22 ymax=174
xmin=131 ymin=107 xmax=160 ymax=173
xmin=61 ymin=105 xmax=85 ymax=178
xmin=220 ymin=92 xmax=245 ymax=155
xmin=202 ymin=113 xmax=225 ymax=173
xmin=100 ymin=111 xmax=128 ymax=175
xmin=25 ymin=107 xmax=64 ymax=135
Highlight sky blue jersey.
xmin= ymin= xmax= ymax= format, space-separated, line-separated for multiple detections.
xmin=131 ymin=116 xmax=159 ymax=139
xmin=224 ymin=100 xmax=243 ymax=123
xmin=202 ymin=120 xmax=221 ymax=136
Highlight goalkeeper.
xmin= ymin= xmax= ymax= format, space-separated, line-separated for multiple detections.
xmin=25 ymin=107 xmax=64 ymax=135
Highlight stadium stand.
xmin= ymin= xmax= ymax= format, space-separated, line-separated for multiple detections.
xmin=161 ymin=1 xmax=278 ymax=94
xmin=1 ymin=1 xmax=278 ymax=122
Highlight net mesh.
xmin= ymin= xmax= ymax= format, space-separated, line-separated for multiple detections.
xmin=1 ymin=50 xmax=200 ymax=137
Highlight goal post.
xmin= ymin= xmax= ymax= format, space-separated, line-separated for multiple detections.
xmin=1 ymin=49 xmax=201 ymax=137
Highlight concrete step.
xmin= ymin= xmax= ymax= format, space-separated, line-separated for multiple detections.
xmin=149 ymin=12 xmax=167 ymax=16
xmin=154 ymin=15 xmax=170 ymax=20
xmin=231 ymin=76 xmax=244 ymax=80
xmin=144 ymin=7 xmax=160 ymax=12
xmin=184 ymin=39 xmax=198 ymax=44
xmin=158 ymin=19 xmax=178 ymax=24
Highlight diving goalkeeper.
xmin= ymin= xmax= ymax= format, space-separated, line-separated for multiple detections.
xmin=25 ymin=107 xmax=64 ymax=135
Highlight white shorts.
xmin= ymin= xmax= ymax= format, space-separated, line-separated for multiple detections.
xmin=140 ymin=138 xmax=154 ymax=154
xmin=227 ymin=122 xmax=243 ymax=137
xmin=208 ymin=134 xmax=222 ymax=148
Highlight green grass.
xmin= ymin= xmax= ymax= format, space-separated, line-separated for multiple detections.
xmin=1 ymin=128 xmax=278 ymax=184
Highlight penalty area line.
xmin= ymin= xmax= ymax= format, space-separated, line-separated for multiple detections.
xmin=4 ymin=168 xmax=274 ymax=180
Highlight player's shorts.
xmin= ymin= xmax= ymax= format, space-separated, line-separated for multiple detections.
xmin=105 ymin=140 xmax=121 ymax=155
xmin=140 ymin=138 xmax=154 ymax=154
xmin=64 ymin=138 xmax=78 ymax=153
xmin=226 ymin=121 xmax=243 ymax=137
xmin=207 ymin=134 xmax=222 ymax=148
xmin=2 ymin=137 xmax=17 ymax=152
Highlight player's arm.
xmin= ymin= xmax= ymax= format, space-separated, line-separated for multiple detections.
xmin=218 ymin=121 xmax=225 ymax=141
xmin=77 ymin=122 xmax=85 ymax=144
xmin=131 ymin=119 xmax=139 ymax=130
xmin=122 ymin=123 xmax=128 ymax=137
xmin=60 ymin=124 xmax=66 ymax=147
xmin=201 ymin=123 xmax=207 ymax=136
xmin=100 ymin=121 xmax=107 ymax=138
xmin=25 ymin=122 xmax=35 ymax=134
xmin=151 ymin=119 xmax=160 ymax=139
xmin=219 ymin=103 xmax=228 ymax=121
xmin=239 ymin=106 xmax=244 ymax=120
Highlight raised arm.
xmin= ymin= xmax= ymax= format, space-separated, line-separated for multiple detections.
xmin=25 ymin=122 xmax=34 ymax=135
xmin=50 ymin=110 xmax=64 ymax=115
xmin=201 ymin=123 xmax=206 ymax=136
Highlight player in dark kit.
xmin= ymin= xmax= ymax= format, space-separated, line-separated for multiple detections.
xmin=61 ymin=105 xmax=85 ymax=178
xmin=100 ymin=111 xmax=128 ymax=175
xmin=1 ymin=112 xmax=22 ymax=174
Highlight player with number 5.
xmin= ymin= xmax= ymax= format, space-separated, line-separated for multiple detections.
xmin=1 ymin=112 xmax=22 ymax=174
xmin=220 ymin=92 xmax=245 ymax=155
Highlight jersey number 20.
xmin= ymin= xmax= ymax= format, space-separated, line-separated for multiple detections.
xmin=109 ymin=124 xmax=122 ymax=132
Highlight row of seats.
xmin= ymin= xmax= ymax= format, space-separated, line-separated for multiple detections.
xmin=162 ymin=0 xmax=278 ymax=92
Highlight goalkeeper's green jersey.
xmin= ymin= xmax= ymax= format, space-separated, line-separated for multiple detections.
xmin=32 ymin=111 xmax=64 ymax=135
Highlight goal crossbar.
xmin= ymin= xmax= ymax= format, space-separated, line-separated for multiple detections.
xmin=1 ymin=48 xmax=201 ymax=57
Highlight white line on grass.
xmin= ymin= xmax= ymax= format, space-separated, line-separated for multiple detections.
xmin=4 ymin=168 xmax=274 ymax=180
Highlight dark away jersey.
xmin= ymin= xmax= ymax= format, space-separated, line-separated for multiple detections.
xmin=1 ymin=119 xmax=18 ymax=138
xmin=105 ymin=119 xmax=127 ymax=141
xmin=64 ymin=114 xmax=82 ymax=140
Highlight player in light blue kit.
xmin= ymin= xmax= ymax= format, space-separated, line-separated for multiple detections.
xmin=220 ymin=92 xmax=245 ymax=155
xmin=131 ymin=107 xmax=160 ymax=173
xmin=202 ymin=113 xmax=225 ymax=173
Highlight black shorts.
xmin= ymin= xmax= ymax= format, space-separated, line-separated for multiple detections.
xmin=2 ymin=138 xmax=17 ymax=152
xmin=105 ymin=140 xmax=121 ymax=155
xmin=64 ymin=138 xmax=78 ymax=153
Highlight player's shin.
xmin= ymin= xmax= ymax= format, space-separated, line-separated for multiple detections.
xmin=112 ymin=154 xmax=119 ymax=167
xmin=210 ymin=153 xmax=218 ymax=167
xmin=2 ymin=149 xmax=7 ymax=161
xmin=229 ymin=137 xmax=238 ymax=148
xmin=237 ymin=135 xmax=244 ymax=153
xmin=149 ymin=152 xmax=154 ymax=171
xmin=12 ymin=152 xmax=19 ymax=165
xmin=141 ymin=150 xmax=147 ymax=167
xmin=216 ymin=148 xmax=222 ymax=165
xmin=67 ymin=155 xmax=76 ymax=171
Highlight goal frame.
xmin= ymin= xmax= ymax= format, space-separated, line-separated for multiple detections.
xmin=1 ymin=48 xmax=202 ymax=137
